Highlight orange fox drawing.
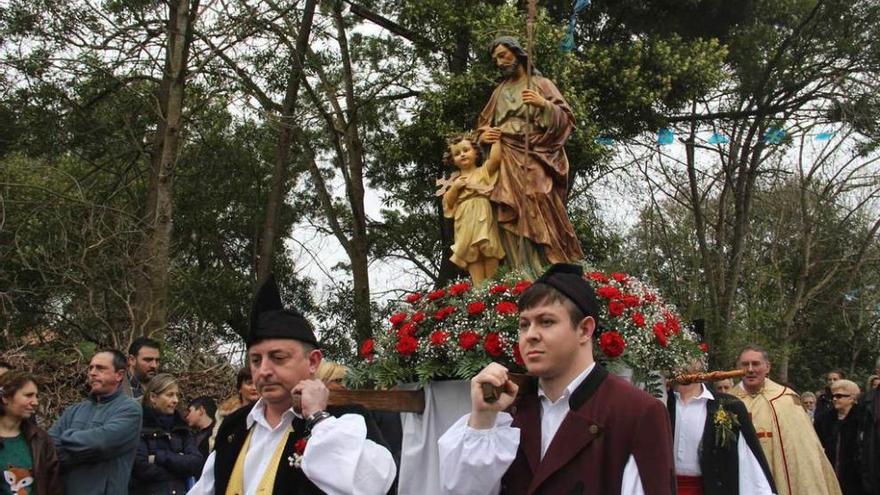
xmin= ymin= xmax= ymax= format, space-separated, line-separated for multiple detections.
xmin=3 ymin=465 xmax=34 ymax=495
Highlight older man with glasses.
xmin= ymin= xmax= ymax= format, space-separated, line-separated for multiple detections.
xmin=733 ymin=345 xmax=842 ymax=495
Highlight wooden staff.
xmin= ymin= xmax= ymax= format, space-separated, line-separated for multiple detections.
xmin=671 ymin=369 xmax=745 ymax=385
xmin=524 ymin=0 xmax=537 ymax=161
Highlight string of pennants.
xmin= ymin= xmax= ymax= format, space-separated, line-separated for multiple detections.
xmin=593 ymin=128 xmax=838 ymax=147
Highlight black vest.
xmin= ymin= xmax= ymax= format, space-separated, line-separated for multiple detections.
xmin=667 ymin=391 xmax=776 ymax=495
xmin=213 ymin=403 xmax=390 ymax=494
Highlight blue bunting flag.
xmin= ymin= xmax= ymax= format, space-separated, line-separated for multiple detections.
xmin=762 ymin=127 xmax=786 ymax=145
xmin=815 ymin=131 xmax=835 ymax=141
xmin=658 ymin=128 xmax=675 ymax=145
xmin=707 ymin=132 xmax=729 ymax=145
xmin=561 ymin=0 xmax=591 ymax=52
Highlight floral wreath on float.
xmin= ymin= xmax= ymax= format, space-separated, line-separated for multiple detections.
xmin=347 ymin=265 xmax=706 ymax=390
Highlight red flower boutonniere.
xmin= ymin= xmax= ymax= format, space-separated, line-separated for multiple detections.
xmin=288 ymin=437 xmax=309 ymax=469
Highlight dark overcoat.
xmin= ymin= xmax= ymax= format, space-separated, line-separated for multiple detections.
xmin=500 ymin=365 xmax=676 ymax=495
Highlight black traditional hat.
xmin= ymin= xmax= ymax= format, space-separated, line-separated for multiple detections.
xmin=533 ymin=263 xmax=600 ymax=325
xmin=247 ymin=274 xmax=319 ymax=348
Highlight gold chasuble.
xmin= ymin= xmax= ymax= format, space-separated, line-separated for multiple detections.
xmin=733 ymin=379 xmax=841 ymax=495
xmin=225 ymin=425 xmax=293 ymax=495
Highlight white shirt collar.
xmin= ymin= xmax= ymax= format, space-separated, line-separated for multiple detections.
xmin=673 ymin=383 xmax=715 ymax=403
xmin=245 ymin=398 xmax=299 ymax=430
xmin=537 ymin=362 xmax=596 ymax=404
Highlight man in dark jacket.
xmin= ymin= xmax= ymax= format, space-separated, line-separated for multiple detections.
xmin=48 ymin=349 xmax=142 ymax=495
xmin=439 ymin=263 xmax=676 ymax=494
xmin=186 ymin=395 xmax=217 ymax=461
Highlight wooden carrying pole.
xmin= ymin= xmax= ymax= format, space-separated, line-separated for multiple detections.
xmin=671 ymin=369 xmax=746 ymax=385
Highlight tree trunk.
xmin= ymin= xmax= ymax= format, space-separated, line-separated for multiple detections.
xmin=333 ymin=0 xmax=372 ymax=340
xmin=134 ymin=0 xmax=198 ymax=338
xmin=255 ymin=0 xmax=317 ymax=287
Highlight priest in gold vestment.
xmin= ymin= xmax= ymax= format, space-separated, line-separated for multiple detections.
xmin=734 ymin=345 xmax=842 ymax=495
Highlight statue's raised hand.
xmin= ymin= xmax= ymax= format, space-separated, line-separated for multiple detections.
xmin=522 ymin=89 xmax=548 ymax=108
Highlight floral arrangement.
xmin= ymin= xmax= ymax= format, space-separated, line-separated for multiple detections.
xmin=713 ymin=401 xmax=741 ymax=448
xmin=348 ymin=266 xmax=704 ymax=389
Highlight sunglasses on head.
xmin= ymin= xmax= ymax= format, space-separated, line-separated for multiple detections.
xmin=831 ymin=394 xmax=851 ymax=399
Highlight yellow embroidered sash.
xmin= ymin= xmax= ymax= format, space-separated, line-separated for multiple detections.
xmin=225 ymin=424 xmax=293 ymax=495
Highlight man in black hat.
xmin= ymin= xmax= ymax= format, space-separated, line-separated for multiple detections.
xmin=438 ymin=263 xmax=676 ymax=494
xmin=189 ymin=276 xmax=396 ymax=494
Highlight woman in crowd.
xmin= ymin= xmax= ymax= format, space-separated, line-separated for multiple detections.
xmin=216 ymin=366 xmax=259 ymax=420
xmin=209 ymin=366 xmax=260 ymax=451
xmin=130 ymin=373 xmax=203 ymax=495
xmin=867 ymin=375 xmax=879 ymax=392
xmin=0 ymin=371 xmax=62 ymax=495
xmin=802 ymin=391 xmax=817 ymax=422
xmin=815 ymin=379 xmax=868 ymax=495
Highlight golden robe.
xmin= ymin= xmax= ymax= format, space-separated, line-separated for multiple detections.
xmin=733 ymin=379 xmax=842 ymax=495
xmin=442 ymin=166 xmax=505 ymax=268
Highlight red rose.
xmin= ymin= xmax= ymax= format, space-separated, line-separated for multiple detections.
xmin=484 ymin=332 xmax=504 ymax=357
xmin=644 ymin=292 xmax=657 ymax=303
xmin=458 ymin=330 xmax=480 ymax=350
xmin=664 ymin=312 xmax=681 ymax=334
xmin=608 ymin=300 xmax=625 ymax=317
xmin=599 ymin=331 xmax=626 ymax=358
xmin=434 ymin=305 xmax=456 ymax=321
xmin=359 ymin=338 xmax=374 ymax=361
xmin=700 ymin=342 xmax=709 ymax=353
xmin=621 ymin=295 xmax=641 ymax=308
xmin=411 ymin=311 xmax=426 ymax=323
xmin=512 ymin=280 xmax=532 ymax=295
xmin=294 ymin=437 xmax=308 ymax=455
xmin=396 ymin=335 xmax=419 ymax=356
xmin=405 ymin=293 xmax=422 ymax=304
xmin=495 ymin=301 xmax=518 ymax=315
xmin=489 ymin=284 xmax=510 ymax=295
xmin=631 ymin=312 xmax=646 ymax=328
xmin=595 ymin=286 xmax=622 ymax=300
xmin=430 ymin=331 xmax=448 ymax=346
xmin=427 ymin=289 xmax=446 ymax=301
xmin=397 ymin=322 xmax=417 ymax=338
xmin=653 ymin=322 xmax=668 ymax=347
xmin=513 ymin=343 xmax=524 ymax=365
xmin=449 ymin=282 xmax=471 ymax=296
xmin=611 ymin=272 xmax=628 ymax=284
xmin=389 ymin=312 xmax=407 ymax=327
xmin=587 ymin=272 xmax=609 ymax=284
xmin=467 ymin=301 xmax=486 ymax=315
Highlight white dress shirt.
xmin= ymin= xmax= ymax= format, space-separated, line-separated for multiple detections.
xmin=188 ymin=399 xmax=395 ymax=495
xmin=437 ymin=363 xmax=646 ymax=495
xmin=673 ymin=385 xmax=776 ymax=495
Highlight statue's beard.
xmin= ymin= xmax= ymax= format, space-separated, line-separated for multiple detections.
xmin=499 ymin=61 xmax=520 ymax=78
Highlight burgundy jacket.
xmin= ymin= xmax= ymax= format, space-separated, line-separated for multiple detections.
xmin=500 ymin=365 xmax=676 ymax=495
